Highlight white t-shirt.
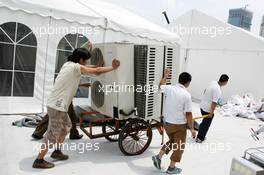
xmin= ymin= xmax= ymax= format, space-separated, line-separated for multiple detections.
xmin=200 ymin=81 xmax=222 ymax=113
xmin=161 ymin=84 xmax=192 ymax=124
xmin=47 ymin=62 xmax=82 ymax=112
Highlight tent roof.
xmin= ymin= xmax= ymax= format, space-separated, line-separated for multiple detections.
xmin=0 ymin=0 xmax=179 ymax=43
xmin=169 ymin=9 xmax=264 ymax=51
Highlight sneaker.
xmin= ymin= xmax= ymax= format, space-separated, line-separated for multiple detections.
xmin=166 ymin=166 xmax=182 ymax=174
xmin=31 ymin=133 xmax=43 ymax=140
xmin=32 ymin=159 xmax=54 ymax=169
xmin=152 ymin=155 xmax=161 ymax=170
xmin=69 ymin=134 xmax=83 ymax=140
xmin=195 ymin=138 xmax=204 ymax=143
xmin=51 ymin=150 xmax=69 ymax=160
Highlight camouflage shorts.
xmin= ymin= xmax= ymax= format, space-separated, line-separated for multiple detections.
xmin=43 ymin=107 xmax=72 ymax=144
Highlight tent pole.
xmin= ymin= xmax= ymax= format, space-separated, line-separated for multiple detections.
xmin=41 ymin=16 xmax=52 ymax=113
xmin=102 ymin=18 xmax=108 ymax=43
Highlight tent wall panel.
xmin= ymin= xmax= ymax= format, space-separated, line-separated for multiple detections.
xmin=0 ymin=8 xmax=50 ymax=114
xmin=185 ymin=49 xmax=264 ymax=102
xmin=169 ymin=10 xmax=264 ymax=51
xmin=170 ymin=10 xmax=264 ymax=101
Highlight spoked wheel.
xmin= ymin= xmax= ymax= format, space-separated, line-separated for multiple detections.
xmin=102 ymin=123 xmax=119 ymax=142
xmin=118 ymin=118 xmax=152 ymax=156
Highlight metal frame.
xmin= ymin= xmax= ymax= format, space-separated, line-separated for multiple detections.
xmin=79 ymin=111 xmax=120 ymax=139
xmin=79 ymin=110 xmax=165 ymax=155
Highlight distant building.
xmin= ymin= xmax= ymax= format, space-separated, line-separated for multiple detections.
xmin=228 ymin=8 xmax=253 ymax=31
xmin=260 ymin=16 xmax=264 ymax=37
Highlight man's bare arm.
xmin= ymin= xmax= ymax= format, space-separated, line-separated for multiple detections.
xmin=81 ymin=66 xmax=114 ymax=75
xmin=186 ymin=112 xmax=196 ymax=138
xmin=85 ymin=65 xmax=98 ymax=68
xmin=186 ymin=112 xmax=194 ymax=130
xmin=81 ymin=59 xmax=120 ymax=75
xmin=209 ymin=102 xmax=217 ymax=117
xmin=159 ymin=69 xmax=170 ymax=88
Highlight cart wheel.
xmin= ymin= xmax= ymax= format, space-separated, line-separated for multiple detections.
xmin=118 ymin=118 xmax=152 ymax=156
xmin=102 ymin=124 xmax=119 ymax=142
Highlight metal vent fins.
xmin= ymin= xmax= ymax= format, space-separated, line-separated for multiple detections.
xmin=134 ymin=45 xmax=148 ymax=118
xmin=165 ymin=47 xmax=173 ymax=85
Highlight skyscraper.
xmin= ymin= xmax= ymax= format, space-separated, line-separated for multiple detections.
xmin=260 ymin=16 xmax=264 ymax=37
xmin=228 ymin=8 xmax=253 ymax=31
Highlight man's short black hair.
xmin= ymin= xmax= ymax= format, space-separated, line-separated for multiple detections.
xmin=219 ymin=74 xmax=229 ymax=83
xmin=178 ymin=72 xmax=192 ymax=85
xmin=67 ymin=48 xmax=91 ymax=63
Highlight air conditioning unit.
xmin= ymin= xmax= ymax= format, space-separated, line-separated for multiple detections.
xmin=163 ymin=45 xmax=180 ymax=85
xmin=230 ymin=157 xmax=264 ymax=175
xmin=90 ymin=42 xmax=165 ymax=120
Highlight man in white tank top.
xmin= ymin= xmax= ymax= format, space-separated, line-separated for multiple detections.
xmin=33 ymin=48 xmax=120 ymax=169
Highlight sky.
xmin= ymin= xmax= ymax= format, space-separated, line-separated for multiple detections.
xmin=100 ymin=0 xmax=264 ymax=35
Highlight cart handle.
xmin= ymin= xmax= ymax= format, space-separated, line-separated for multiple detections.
xmin=192 ymin=115 xmax=209 ymax=121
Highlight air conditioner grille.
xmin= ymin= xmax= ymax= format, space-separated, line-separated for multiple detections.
xmin=146 ymin=47 xmax=156 ymax=117
xmin=134 ymin=45 xmax=148 ymax=118
xmin=165 ymin=47 xmax=173 ymax=85
xmin=90 ymin=48 xmax=104 ymax=66
xmin=91 ymin=81 xmax=104 ymax=108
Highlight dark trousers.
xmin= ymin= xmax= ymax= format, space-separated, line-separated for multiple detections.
xmin=33 ymin=102 xmax=79 ymax=137
xmin=197 ymin=109 xmax=214 ymax=141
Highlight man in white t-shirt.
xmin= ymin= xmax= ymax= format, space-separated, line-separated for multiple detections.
xmin=196 ymin=74 xmax=229 ymax=143
xmin=33 ymin=48 xmax=120 ymax=169
xmin=152 ymin=69 xmax=196 ymax=174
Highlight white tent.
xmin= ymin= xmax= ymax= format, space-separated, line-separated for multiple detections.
xmin=0 ymin=0 xmax=179 ymax=114
xmin=168 ymin=9 xmax=264 ymax=102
